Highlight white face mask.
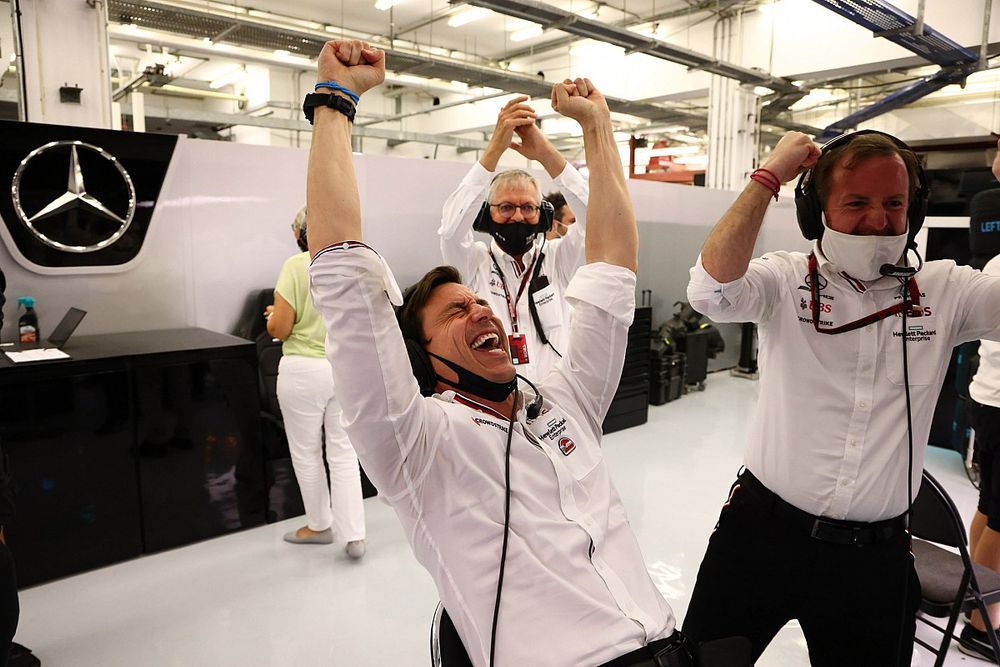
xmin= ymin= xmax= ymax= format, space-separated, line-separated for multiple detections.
xmin=820 ymin=224 xmax=908 ymax=281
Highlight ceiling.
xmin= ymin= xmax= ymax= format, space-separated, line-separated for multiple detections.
xmin=93 ymin=0 xmax=1000 ymax=155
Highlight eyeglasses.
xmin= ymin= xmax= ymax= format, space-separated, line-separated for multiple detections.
xmin=490 ymin=203 xmax=540 ymax=219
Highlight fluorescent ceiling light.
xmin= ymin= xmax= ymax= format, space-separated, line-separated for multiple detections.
xmin=510 ymin=26 xmax=543 ymax=42
xmin=273 ymin=49 xmax=290 ymax=57
xmin=375 ymin=0 xmax=403 ymax=9
xmin=752 ymin=86 xmax=774 ymax=96
xmin=447 ymin=7 xmax=492 ymax=27
xmin=206 ymin=1 xmax=246 ymax=13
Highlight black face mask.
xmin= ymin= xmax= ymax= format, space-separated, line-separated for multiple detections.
xmin=426 ymin=351 xmax=516 ymax=402
xmin=480 ymin=219 xmax=539 ymax=257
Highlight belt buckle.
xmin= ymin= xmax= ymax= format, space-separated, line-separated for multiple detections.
xmin=810 ymin=519 xmax=865 ymax=546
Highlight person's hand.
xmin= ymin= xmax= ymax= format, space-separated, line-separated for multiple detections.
xmin=316 ymin=39 xmax=385 ymax=97
xmin=263 ymin=305 xmax=274 ymax=321
xmin=992 ymin=136 xmax=1000 ymax=182
xmin=551 ymin=78 xmax=610 ymax=127
xmin=511 ymin=122 xmax=554 ymax=161
xmin=487 ymin=96 xmax=537 ymax=154
xmin=761 ymin=132 xmax=821 ymax=184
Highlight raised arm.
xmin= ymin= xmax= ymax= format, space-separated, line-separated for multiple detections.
xmin=551 ymin=78 xmax=634 ymax=271
xmin=700 ymin=132 xmax=819 ymax=282
xmin=306 ymin=40 xmax=385 ymax=254
xmin=510 ymin=119 xmax=566 ymax=178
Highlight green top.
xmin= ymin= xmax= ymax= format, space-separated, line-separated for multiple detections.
xmin=275 ymin=251 xmax=327 ymax=358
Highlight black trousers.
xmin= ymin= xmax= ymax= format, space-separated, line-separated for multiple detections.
xmin=682 ymin=471 xmax=919 ymax=666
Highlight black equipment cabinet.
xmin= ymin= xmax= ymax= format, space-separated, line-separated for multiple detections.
xmin=0 ymin=328 xmax=266 ymax=587
xmin=603 ymin=306 xmax=651 ymax=434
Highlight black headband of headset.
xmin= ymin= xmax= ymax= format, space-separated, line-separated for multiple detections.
xmin=793 ymin=129 xmax=929 ymax=245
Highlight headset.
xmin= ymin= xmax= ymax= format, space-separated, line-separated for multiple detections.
xmin=794 ymin=129 xmax=930 ymax=248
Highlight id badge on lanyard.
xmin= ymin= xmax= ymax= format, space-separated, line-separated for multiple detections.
xmin=491 ymin=251 xmax=534 ymax=365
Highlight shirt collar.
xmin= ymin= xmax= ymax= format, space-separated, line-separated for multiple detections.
xmin=489 ymin=238 xmax=539 ymax=272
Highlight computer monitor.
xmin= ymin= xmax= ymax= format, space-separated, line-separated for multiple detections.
xmin=47 ymin=307 xmax=87 ymax=348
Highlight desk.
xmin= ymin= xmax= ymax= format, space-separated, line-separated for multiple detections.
xmin=0 ymin=328 xmax=266 ymax=587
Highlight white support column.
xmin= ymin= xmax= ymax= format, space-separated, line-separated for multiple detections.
xmin=707 ymin=15 xmax=761 ymax=191
xmin=11 ymin=0 xmax=114 ymax=128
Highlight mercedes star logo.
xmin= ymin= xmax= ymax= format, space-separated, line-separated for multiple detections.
xmin=11 ymin=140 xmax=137 ymax=253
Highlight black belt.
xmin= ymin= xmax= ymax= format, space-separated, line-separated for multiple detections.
xmin=598 ymin=632 xmax=695 ymax=667
xmin=738 ymin=469 xmax=907 ymax=547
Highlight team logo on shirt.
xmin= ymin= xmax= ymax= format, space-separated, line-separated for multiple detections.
xmin=558 ymin=437 xmax=576 ymax=456
xmin=801 ymin=272 xmax=828 ymax=291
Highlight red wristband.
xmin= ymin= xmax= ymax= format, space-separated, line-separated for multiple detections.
xmin=750 ymin=169 xmax=780 ymax=201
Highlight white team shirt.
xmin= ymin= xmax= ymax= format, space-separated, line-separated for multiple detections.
xmin=688 ymin=244 xmax=1000 ymax=522
xmin=310 ymin=243 xmax=675 ymax=667
xmin=438 ymin=162 xmax=589 ymax=382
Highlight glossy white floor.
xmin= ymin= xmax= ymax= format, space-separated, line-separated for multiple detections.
xmin=14 ymin=374 xmax=988 ymax=666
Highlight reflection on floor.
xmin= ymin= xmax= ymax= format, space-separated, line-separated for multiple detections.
xmin=15 ymin=374 xmax=985 ymax=665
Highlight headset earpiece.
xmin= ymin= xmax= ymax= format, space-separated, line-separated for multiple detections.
xmin=793 ymin=129 xmax=929 ymax=246
xmin=472 ymin=202 xmax=492 ymax=234
xmin=537 ymin=199 xmax=554 ymax=234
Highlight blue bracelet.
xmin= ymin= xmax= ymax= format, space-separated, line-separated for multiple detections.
xmin=314 ymin=81 xmax=359 ymax=104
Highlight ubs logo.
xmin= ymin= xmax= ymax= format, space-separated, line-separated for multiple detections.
xmin=12 ymin=140 xmax=136 ymax=253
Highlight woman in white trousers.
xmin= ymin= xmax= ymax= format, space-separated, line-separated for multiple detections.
xmin=266 ymin=208 xmax=366 ymax=557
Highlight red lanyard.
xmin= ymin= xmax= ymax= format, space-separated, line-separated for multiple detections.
xmin=489 ymin=250 xmax=536 ymax=333
xmin=808 ymin=253 xmax=921 ymax=335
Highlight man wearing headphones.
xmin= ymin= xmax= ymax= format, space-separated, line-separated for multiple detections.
xmin=304 ymin=40 xmax=694 ymax=667
xmin=439 ymin=97 xmax=589 ymax=381
xmin=683 ymin=130 xmax=1000 ymax=665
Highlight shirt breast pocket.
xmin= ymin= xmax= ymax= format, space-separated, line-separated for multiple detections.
xmin=884 ymin=315 xmax=941 ymax=386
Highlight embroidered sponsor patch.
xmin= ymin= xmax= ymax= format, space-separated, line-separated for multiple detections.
xmin=558 ymin=437 xmax=576 ymax=456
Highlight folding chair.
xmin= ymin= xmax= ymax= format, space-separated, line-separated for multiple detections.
xmin=430 ymin=602 xmax=473 ymax=667
xmin=912 ymin=470 xmax=1000 ymax=665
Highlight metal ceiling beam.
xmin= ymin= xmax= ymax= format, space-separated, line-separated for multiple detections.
xmin=116 ymin=102 xmax=491 ymax=149
xmin=457 ymin=0 xmax=799 ymax=93
xmin=810 ymin=0 xmax=979 ymax=67
xmin=817 ymin=64 xmax=977 ymax=141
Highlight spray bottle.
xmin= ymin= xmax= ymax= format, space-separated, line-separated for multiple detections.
xmin=17 ymin=297 xmax=38 ymax=344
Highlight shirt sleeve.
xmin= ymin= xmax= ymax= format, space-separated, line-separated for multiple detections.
xmin=308 ymin=243 xmax=441 ymax=502
xmin=686 ymin=254 xmax=783 ymax=324
xmin=274 ymin=255 xmax=300 ymax=317
xmin=951 ymin=262 xmax=1000 ymax=344
xmin=439 ymin=162 xmax=495 ymax=282
xmin=547 ymin=163 xmax=589 ymax=287
xmin=539 ymin=262 xmax=635 ymax=442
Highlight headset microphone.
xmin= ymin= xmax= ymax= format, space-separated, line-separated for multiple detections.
xmin=516 ymin=373 xmax=544 ymax=420
xmin=878 ymin=247 xmax=924 ymax=279
xmin=879 ymin=265 xmax=917 ymax=278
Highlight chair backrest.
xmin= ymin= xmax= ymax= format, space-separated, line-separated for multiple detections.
xmin=910 ymin=470 xmax=968 ymax=549
xmin=430 ymin=603 xmax=474 ymax=667
xmin=233 ymin=288 xmax=275 ymax=341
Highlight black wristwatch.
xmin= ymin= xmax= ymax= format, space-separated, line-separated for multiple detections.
xmin=303 ymin=92 xmax=356 ymax=125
